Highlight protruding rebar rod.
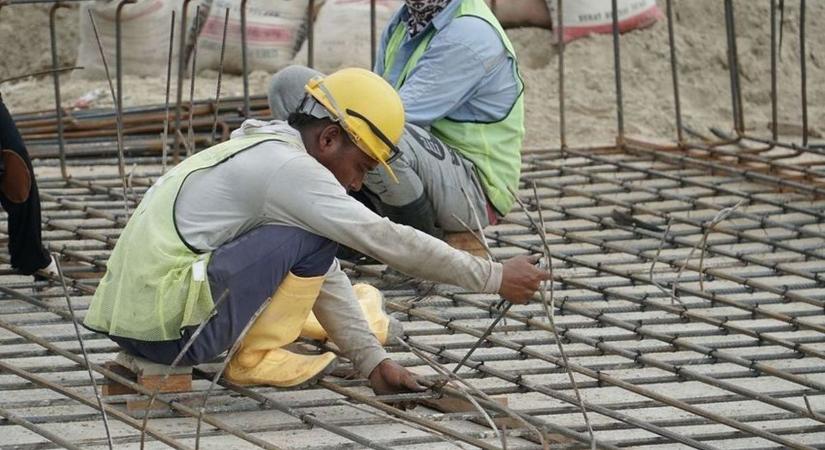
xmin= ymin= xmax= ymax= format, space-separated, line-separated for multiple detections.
xmin=799 ymin=0 xmax=808 ymax=147
xmin=779 ymin=0 xmax=786 ymax=51
xmin=771 ymin=0 xmax=778 ymax=141
xmin=187 ymin=4 xmax=200 ymax=155
xmin=724 ymin=0 xmax=744 ymax=134
xmin=307 ymin=0 xmax=315 ymax=68
xmin=397 ymin=317 xmax=714 ymax=449
xmin=420 ymin=291 xmax=822 ymax=449
xmin=212 ymin=7 xmax=229 ymax=145
xmin=0 ymin=317 xmax=278 ymax=450
xmin=201 ymin=370 xmax=403 ymax=449
xmin=665 ymin=0 xmax=683 ymax=144
xmin=240 ymin=0 xmax=250 ymax=117
xmin=88 ymin=10 xmax=130 ymax=218
xmin=0 ymin=406 xmax=84 ymax=450
xmin=0 ymin=358 xmax=192 ymax=450
xmin=557 ymin=0 xmax=566 ymax=150
xmin=452 ymin=302 xmax=512 ymax=374
xmin=162 ymin=10 xmax=176 ymax=174
xmin=0 ymin=66 xmax=81 ymax=85
xmin=115 ymin=0 xmax=136 ymax=120
xmin=731 ymin=0 xmax=744 ymax=133
xmin=49 ymin=1 xmax=69 ymax=180
xmin=370 ymin=0 xmax=376 ymax=69
xmin=610 ymin=0 xmax=624 ymax=144
xmin=321 ymin=380 xmax=504 ymax=450
xmin=53 ymin=255 xmax=114 ymax=450
xmin=174 ymin=0 xmax=193 ymax=161
xmin=194 ymin=297 xmax=272 ymax=450
xmin=139 ymin=291 xmax=231 ymax=450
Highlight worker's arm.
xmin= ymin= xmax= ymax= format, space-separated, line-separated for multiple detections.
xmin=265 ymin=156 xmax=547 ymax=393
xmin=267 ymin=157 xmax=502 ymax=295
xmin=393 ymin=17 xmax=514 ymax=127
xmin=313 ymin=261 xmax=426 ymax=396
xmin=313 ymin=260 xmax=389 ymax=377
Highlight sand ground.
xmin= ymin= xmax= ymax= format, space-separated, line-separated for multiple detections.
xmin=0 ymin=0 xmax=822 ymax=149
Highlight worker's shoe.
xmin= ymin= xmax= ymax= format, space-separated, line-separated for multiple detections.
xmin=225 ymin=272 xmax=337 ymax=388
xmin=226 ymin=348 xmax=337 ymax=388
xmin=301 ymin=283 xmax=402 ymax=346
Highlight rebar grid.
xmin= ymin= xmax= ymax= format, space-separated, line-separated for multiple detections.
xmin=5 ymin=143 xmax=825 ymax=448
xmin=2 ymin=0 xmax=824 ymax=448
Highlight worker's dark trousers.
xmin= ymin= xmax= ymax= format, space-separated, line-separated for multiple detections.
xmin=0 ymin=98 xmax=51 ymax=275
xmin=110 ymin=225 xmax=337 ymax=366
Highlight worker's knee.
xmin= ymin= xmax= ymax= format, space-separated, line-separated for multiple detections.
xmin=267 ymin=65 xmax=323 ymax=120
xmin=291 ymin=234 xmax=337 ymax=278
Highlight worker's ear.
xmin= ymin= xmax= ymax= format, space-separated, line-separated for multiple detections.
xmin=317 ymin=123 xmax=347 ymax=156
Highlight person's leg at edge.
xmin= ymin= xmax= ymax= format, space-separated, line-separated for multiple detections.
xmin=0 ymin=97 xmax=52 ymax=275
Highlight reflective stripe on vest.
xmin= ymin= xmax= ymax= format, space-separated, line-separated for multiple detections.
xmin=382 ymin=0 xmax=524 ymax=215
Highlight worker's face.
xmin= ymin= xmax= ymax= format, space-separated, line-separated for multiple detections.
xmin=315 ymin=124 xmax=378 ymax=192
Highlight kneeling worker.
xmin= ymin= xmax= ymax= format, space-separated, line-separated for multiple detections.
xmin=84 ymin=68 xmax=549 ymax=396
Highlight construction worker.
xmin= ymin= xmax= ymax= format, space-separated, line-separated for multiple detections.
xmin=0 ymin=93 xmax=57 ymax=277
xmin=269 ymin=0 xmax=523 ymax=238
xmin=84 ymin=68 xmax=549 ymax=395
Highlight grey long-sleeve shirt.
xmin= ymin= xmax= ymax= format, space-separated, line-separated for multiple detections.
xmin=175 ymin=120 xmax=503 ymax=376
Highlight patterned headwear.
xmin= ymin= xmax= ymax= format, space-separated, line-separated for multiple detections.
xmin=405 ymin=0 xmax=451 ymax=37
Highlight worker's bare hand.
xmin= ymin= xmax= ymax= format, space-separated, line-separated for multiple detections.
xmin=498 ymin=254 xmax=551 ymax=304
xmin=369 ymin=359 xmax=426 ymax=409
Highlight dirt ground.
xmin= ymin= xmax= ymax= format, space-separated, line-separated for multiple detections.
xmin=1 ymin=0 xmax=822 ymax=149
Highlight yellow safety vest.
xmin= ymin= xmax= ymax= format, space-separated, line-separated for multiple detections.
xmin=383 ymin=0 xmax=524 ymax=215
xmin=84 ymin=133 xmax=301 ymax=341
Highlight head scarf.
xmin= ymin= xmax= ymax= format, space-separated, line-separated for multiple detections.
xmin=405 ymin=0 xmax=451 ymax=37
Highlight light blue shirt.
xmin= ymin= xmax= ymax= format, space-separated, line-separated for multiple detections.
xmin=373 ymin=0 xmax=520 ymax=127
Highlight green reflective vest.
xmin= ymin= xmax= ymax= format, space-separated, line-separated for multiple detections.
xmin=383 ymin=0 xmax=524 ymax=215
xmin=84 ymin=133 xmax=300 ymax=341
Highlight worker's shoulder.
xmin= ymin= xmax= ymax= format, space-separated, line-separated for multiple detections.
xmin=225 ymin=139 xmax=310 ymax=176
xmin=437 ymin=15 xmax=504 ymax=52
xmin=243 ymin=137 xmax=307 ymax=161
xmin=244 ymin=142 xmax=336 ymax=185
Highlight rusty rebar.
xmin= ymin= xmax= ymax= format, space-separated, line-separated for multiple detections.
xmin=370 ymin=0 xmax=377 ymax=69
xmin=799 ymin=0 xmax=808 ymax=147
xmin=666 ymin=0 xmax=683 ymax=144
xmin=186 ymin=5 xmax=202 ymax=155
xmin=0 ymin=406 xmax=84 ymax=450
xmin=162 ymin=10 xmax=176 ymax=174
xmin=174 ymin=0 xmax=194 ymax=160
xmin=87 ymin=10 xmax=130 ymax=219
xmin=610 ymin=0 xmax=624 ymax=144
xmin=724 ymin=0 xmax=745 ymax=134
xmin=307 ymin=0 xmax=315 ymax=68
xmin=115 ymin=0 xmax=137 ymax=120
xmin=138 ymin=290 xmax=231 ymax=450
xmin=240 ymin=0 xmax=250 ymax=117
xmin=48 ymin=1 xmax=69 ymax=180
xmin=771 ymin=0 xmax=779 ymax=141
xmin=557 ymin=0 xmax=566 ymax=150
xmin=53 ymin=255 xmax=114 ymax=449
xmin=211 ymin=7 xmax=229 ymax=145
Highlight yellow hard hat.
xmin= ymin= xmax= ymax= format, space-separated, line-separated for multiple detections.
xmin=305 ymin=68 xmax=404 ymax=183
